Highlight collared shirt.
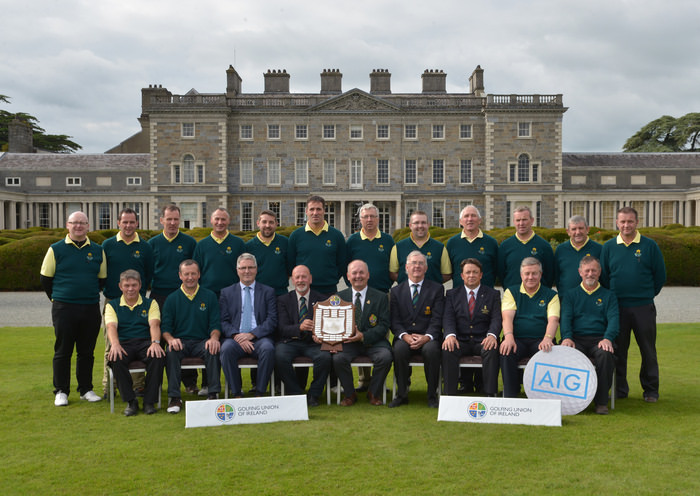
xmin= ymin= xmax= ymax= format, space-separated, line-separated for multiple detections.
xmin=256 ymin=232 xmax=276 ymax=246
xmin=240 ymin=281 xmax=258 ymax=329
xmin=460 ymin=229 xmax=484 ymax=242
xmin=180 ymin=284 xmax=201 ymax=301
xmin=360 ymin=228 xmax=382 ymax=241
xmin=296 ymin=290 xmax=310 ymax=313
xmin=210 ymin=232 xmax=230 ymax=244
xmin=515 ymin=231 xmax=536 ymax=244
xmin=616 ymin=231 xmax=641 ymax=247
xmin=40 ymin=234 xmax=108 ymax=278
xmin=570 ymin=236 xmax=591 ymax=251
xmin=580 ymin=281 xmax=601 ymax=295
xmin=305 ymin=221 xmax=329 ymax=236
xmin=163 ymin=230 xmax=181 ymax=242
xmin=116 ymin=231 xmax=141 ymax=245
xmin=502 ymin=283 xmax=561 ymax=318
xmin=104 ymin=294 xmax=160 ymax=325
xmin=353 ymin=286 xmax=368 ymax=309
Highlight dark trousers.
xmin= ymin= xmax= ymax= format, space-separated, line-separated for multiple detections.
xmin=221 ymin=337 xmax=275 ymax=396
xmin=616 ymin=304 xmax=659 ymax=399
xmin=443 ymin=337 xmax=498 ymax=396
xmin=393 ymin=338 xmax=441 ymax=400
xmin=109 ymin=338 xmax=164 ymax=404
xmin=501 ymin=337 xmax=542 ymax=397
xmin=51 ymin=301 xmax=101 ymax=395
xmin=332 ymin=343 xmax=392 ymax=400
xmin=571 ymin=335 xmax=616 ymax=406
xmin=275 ymin=340 xmax=331 ymax=399
xmin=165 ymin=339 xmax=221 ymax=399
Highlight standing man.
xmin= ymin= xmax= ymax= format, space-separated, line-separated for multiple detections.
xmin=389 ymin=210 xmax=451 ymax=284
xmin=40 ymin=211 xmax=107 ymax=406
xmin=500 ymin=257 xmax=560 ymax=397
xmin=600 ymin=206 xmax=666 ymax=402
xmin=275 ymin=265 xmax=331 ymax=407
xmin=105 ymin=270 xmax=165 ymax=416
xmin=389 ymin=251 xmax=444 ymax=408
xmin=246 ymin=209 xmax=291 ymax=297
xmin=554 ymin=215 xmax=602 ymax=303
xmin=498 ymin=205 xmax=555 ymax=289
xmin=288 ymin=195 xmax=347 ymax=296
xmin=446 ymin=205 xmax=499 ymax=288
xmin=333 ymin=260 xmax=393 ymax=406
xmin=442 ymin=258 xmax=502 ymax=397
xmin=346 ymin=203 xmax=395 ymax=294
xmin=219 ymin=253 xmax=278 ymax=397
xmin=161 ymin=260 xmax=221 ymax=414
xmin=561 ymin=256 xmax=619 ymax=414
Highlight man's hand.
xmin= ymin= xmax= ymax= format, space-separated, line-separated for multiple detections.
xmin=147 ymin=342 xmax=165 ymax=358
xmin=500 ymin=334 xmax=516 ymax=355
xmin=167 ymin=337 xmax=183 ymax=351
xmin=403 ymin=333 xmax=430 ymax=350
xmin=107 ymin=342 xmax=126 ymax=362
xmin=299 ymin=318 xmax=314 ymax=332
xmin=442 ymin=335 xmax=459 ymax=352
xmin=597 ymin=338 xmax=614 ymax=353
xmin=538 ymin=335 xmax=554 ymax=352
xmin=344 ymin=326 xmax=363 ymax=343
xmin=206 ymin=336 xmax=221 ymax=355
xmin=234 ymin=332 xmax=254 ymax=353
xmin=481 ymin=334 xmax=498 ymax=351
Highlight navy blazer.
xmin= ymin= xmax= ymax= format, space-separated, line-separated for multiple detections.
xmin=276 ymin=289 xmax=324 ymax=342
xmin=390 ymin=279 xmax=444 ymax=342
xmin=443 ymin=284 xmax=502 ymax=339
xmin=337 ymin=286 xmax=391 ymax=349
xmin=219 ymin=282 xmax=278 ymax=339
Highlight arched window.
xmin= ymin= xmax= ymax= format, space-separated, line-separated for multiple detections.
xmin=517 ymin=154 xmax=530 ymax=182
xmin=183 ymin=154 xmax=195 ymax=184
xmin=508 ymin=153 xmax=540 ymax=183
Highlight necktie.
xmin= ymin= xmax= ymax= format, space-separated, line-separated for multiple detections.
xmin=241 ymin=286 xmax=253 ymax=332
xmin=411 ymin=284 xmax=419 ymax=306
xmin=354 ymin=291 xmax=362 ymax=327
xmin=299 ymin=295 xmax=308 ymax=321
xmin=468 ymin=290 xmax=475 ymax=319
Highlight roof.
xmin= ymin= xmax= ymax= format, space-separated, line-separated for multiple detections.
xmin=563 ymin=152 xmax=700 ymax=169
xmin=0 ymin=153 xmax=150 ymax=171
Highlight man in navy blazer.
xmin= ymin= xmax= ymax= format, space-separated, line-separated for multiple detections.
xmin=389 ymin=251 xmax=444 ymax=408
xmin=442 ymin=258 xmax=502 ymax=396
xmin=276 ymin=265 xmax=332 ymax=406
xmin=219 ymin=253 xmax=278 ymax=397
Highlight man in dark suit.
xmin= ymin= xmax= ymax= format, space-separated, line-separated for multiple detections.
xmin=333 ymin=260 xmax=393 ymax=406
xmin=219 ymin=253 xmax=278 ymax=397
xmin=276 ymin=265 xmax=332 ymax=407
xmin=442 ymin=258 xmax=502 ymax=396
xmin=389 ymin=250 xmax=444 ymax=408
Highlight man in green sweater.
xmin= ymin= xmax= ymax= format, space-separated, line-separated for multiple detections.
xmin=554 ymin=215 xmax=602 ymax=303
xmin=600 ymin=207 xmax=666 ymax=403
xmin=446 ymin=205 xmax=498 ymax=288
xmin=246 ymin=209 xmax=290 ymax=296
xmin=561 ymin=256 xmax=619 ymax=414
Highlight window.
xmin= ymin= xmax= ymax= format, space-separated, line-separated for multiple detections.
xmin=182 ymin=123 xmax=194 ymax=138
xmin=180 ymin=203 xmax=197 ymax=229
xmin=201 ymin=202 xmax=207 ymax=228
xmin=323 ymin=159 xmax=336 ymax=185
xmin=325 ymin=201 xmax=337 ymax=227
xmin=432 ymin=124 xmax=444 ymax=140
xmin=459 ymin=124 xmax=472 ymax=139
xmin=295 ymin=159 xmax=308 ymax=185
xmin=197 ymin=164 xmax=205 ymax=183
xmin=600 ymin=201 xmax=617 ymax=230
xmin=98 ymin=203 xmax=111 ymax=230
xmin=350 ymin=124 xmax=363 ymax=140
xmin=241 ymin=201 xmax=253 ymax=231
xmin=295 ymin=124 xmax=308 ymax=140
xmin=661 ymin=201 xmax=676 ymax=226
xmin=405 ymin=201 xmax=418 ymax=226
xmin=350 ymin=200 xmax=363 ymax=233
xmin=174 ymin=155 xmax=205 ymax=184
xmin=126 ymin=176 xmax=142 ymax=186
xmin=183 ymin=155 xmax=195 ymax=184
xmin=267 ymin=124 xmax=280 ymax=140
xmin=66 ymin=177 xmax=81 ymax=186
xmin=38 ymin=203 xmax=50 ymax=228
xmin=376 ymin=124 xmax=389 ymax=140
xmin=404 ymin=159 xmax=417 ymax=185
xmin=268 ymin=201 xmax=281 ymax=222
xmin=377 ymin=159 xmax=389 ymax=185
xmin=570 ymin=201 xmax=586 ymax=219
xmin=268 ymin=159 xmax=281 ymax=185
xmin=122 ymin=202 xmax=141 ymax=219
xmin=323 ymin=124 xmax=335 ymax=140
xmin=518 ymin=122 xmax=531 ymax=138
xmin=240 ymin=125 xmax=253 ymax=140
xmin=630 ymin=201 xmax=646 ymax=227
xmin=404 ymin=124 xmax=417 ymax=140
xmin=296 ymin=202 xmax=306 ymax=226
xmin=350 ymin=159 xmax=363 ymax=189
xmin=459 ymin=200 xmax=473 ymax=214
xmin=536 ymin=201 xmax=542 ymax=226
xmin=432 ymin=159 xmax=444 ymax=184
xmin=5 ymin=177 xmax=20 ymax=186
xmin=432 ymin=201 xmax=445 ymax=228
xmin=508 ymin=154 xmax=539 ymax=183
xmin=460 ymin=159 xmax=472 ymax=184
xmin=377 ymin=202 xmax=391 ymax=233
xmin=240 ymin=159 xmax=253 ymax=185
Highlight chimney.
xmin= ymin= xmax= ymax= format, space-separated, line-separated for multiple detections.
xmin=8 ymin=117 xmax=34 ymax=153
xmin=263 ymin=69 xmax=290 ymax=93
xmin=370 ymin=69 xmax=391 ymax=95
xmin=226 ymin=65 xmax=242 ymax=97
xmin=469 ymin=65 xmax=485 ymax=96
xmin=320 ymin=69 xmax=342 ymax=95
xmin=141 ymin=84 xmax=171 ymax=110
xmin=421 ymin=69 xmax=447 ymax=93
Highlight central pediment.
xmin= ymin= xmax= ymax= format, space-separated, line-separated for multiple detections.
xmin=308 ymin=89 xmax=401 ymax=112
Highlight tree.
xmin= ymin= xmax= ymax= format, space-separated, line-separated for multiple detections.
xmin=623 ymin=113 xmax=700 ymax=152
xmin=0 ymin=95 xmax=81 ymax=153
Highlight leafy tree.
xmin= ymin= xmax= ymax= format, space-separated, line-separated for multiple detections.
xmin=675 ymin=112 xmax=700 ymax=151
xmin=623 ymin=113 xmax=700 ymax=152
xmin=0 ymin=95 xmax=81 ymax=153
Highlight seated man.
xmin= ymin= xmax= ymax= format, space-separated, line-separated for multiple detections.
xmin=561 ymin=255 xmax=619 ymax=414
xmin=389 ymin=251 xmax=444 ymax=408
xmin=105 ymin=270 xmax=165 ymax=416
xmin=219 ymin=253 xmax=277 ymax=397
xmin=442 ymin=258 xmax=501 ymax=397
xmin=276 ymin=265 xmax=331 ymax=407
xmin=333 ymin=260 xmax=393 ymax=406
xmin=161 ymin=260 xmax=221 ymax=414
xmin=500 ymin=257 xmax=560 ymax=398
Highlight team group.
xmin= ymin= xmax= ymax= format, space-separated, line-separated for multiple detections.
xmin=40 ymin=195 xmax=665 ymax=416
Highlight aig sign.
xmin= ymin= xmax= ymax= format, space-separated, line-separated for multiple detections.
xmin=523 ymin=346 xmax=597 ymax=415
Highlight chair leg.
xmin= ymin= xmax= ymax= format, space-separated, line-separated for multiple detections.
xmin=109 ymin=368 xmax=115 ymax=414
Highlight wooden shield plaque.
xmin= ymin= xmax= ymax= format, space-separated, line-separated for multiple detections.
xmin=313 ymin=295 xmax=355 ymax=352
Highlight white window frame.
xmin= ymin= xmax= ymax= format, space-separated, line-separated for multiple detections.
xmin=432 ymin=124 xmax=445 ymax=140
xmin=405 ymin=200 xmax=418 ymax=226
xmin=183 ymin=155 xmax=196 ymax=184
xmin=404 ymin=159 xmax=417 ymax=185
xmin=240 ymin=201 xmax=253 ymax=231
xmin=126 ymin=176 xmax=142 ymax=186
xmin=518 ymin=121 xmax=531 ymax=138
xmin=432 ymin=200 xmax=445 ymax=228
xmin=5 ymin=177 xmax=20 ymax=186
xmin=432 ymin=159 xmax=445 ymax=185
xmin=376 ymin=124 xmax=390 ymax=140
xmin=377 ymin=159 xmax=390 ymax=185
xmin=459 ymin=124 xmax=472 ymax=140
xmin=322 ymin=124 xmax=336 ymax=140
xmin=267 ymin=124 xmax=280 ymax=140
xmin=295 ymin=124 xmax=308 ymax=140
xmin=349 ymin=124 xmax=363 ymax=140
xmin=404 ymin=124 xmax=417 ymax=140
xmin=66 ymin=177 xmax=82 ymax=186
xmin=268 ymin=159 xmax=281 ymax=185
xmin=181 ymin=122 xmax=195 ymax=138
xmin=459 ymin=159 xmax=472 ymax=184
xmin=240 ymin=124 xmax=253 ymax=140
xmin=350 ymin=159 xmax=363 ymax=189
xmin=240 ymin=158 xmax=254 ymax=185
xmin=323 ymin=159 xmax=336 ymax=185
xmin=508 ymin=154 xmax=540 ymax=183
xmin=295 ymin=159 xmax=309 ymax=185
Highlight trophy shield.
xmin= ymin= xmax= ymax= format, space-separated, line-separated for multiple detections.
xmin=313 ymin=295 xmax=355 ymax=352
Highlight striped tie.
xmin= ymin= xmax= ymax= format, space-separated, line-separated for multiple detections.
xmin=411 ymin=284 xmax=419 ymax=306
xmin=299 ymin=295 xmax=308 ymax=321
xmin=468 ymin=290 xmax=475 ymax=319
xmin=241 ymin=286 xmax=253 ymax=332
xmin=354 ymin=292 xmax=362 ymax=325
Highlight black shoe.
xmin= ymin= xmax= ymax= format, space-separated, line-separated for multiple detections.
xmin=207 ymin=393 xmax=218 ymax=400
xmin=143 ymin=403 xmax=157 ymax=415
xmin=427 ymin=397 xmax=439 ymax=408
xmin=307 ymin=396 xmax=320 ymax=407
xmin=388 ymin=396 xmax=408 ymax=408
xmin=124 ymin=399 xmax=139 ymax=417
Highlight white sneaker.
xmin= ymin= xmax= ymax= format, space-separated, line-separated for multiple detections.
xmin=197 ymin=387 xmax=209 ymax=397
xmin=54 ymin=392 xmax=68 ymax=406
xmin=80 ymin=390 xmax=102 ymax=402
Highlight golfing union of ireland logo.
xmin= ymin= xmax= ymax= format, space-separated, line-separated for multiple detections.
xmin=468 ymin=401 xmax=487 ymax=419
xmin=215 ymin=403 xmax=235 ymax=422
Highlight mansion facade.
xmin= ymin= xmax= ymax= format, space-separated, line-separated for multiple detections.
xmin=1 ymin=65 xmax=699 ymax=232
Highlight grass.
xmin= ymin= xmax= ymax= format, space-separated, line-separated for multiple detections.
xmin=2 ymin=324 xmax=699 ymax=495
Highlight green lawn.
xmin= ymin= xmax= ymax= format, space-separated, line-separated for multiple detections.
xmin=2 ymin=325 xmax=698 ymax=495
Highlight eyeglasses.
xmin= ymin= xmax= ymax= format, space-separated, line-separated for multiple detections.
xmin=237 ymin=266 xmax=257 ymax=271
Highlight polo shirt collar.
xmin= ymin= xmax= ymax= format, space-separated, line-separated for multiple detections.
xmin=461 ymin=229 xmax=483 ymax=242
xmin=119 ymin=294 xmax=144 ymax=310
xmin=616 ymin=231 xmax=641 ymax=246
xmin=117 ymin=231 xmax=141 ymax=244
xmin=305 ymin=221 xmax=329 ymax=236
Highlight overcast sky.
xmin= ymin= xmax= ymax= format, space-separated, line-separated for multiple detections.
xmin=2 ymin=0 xmax=699 ymax=153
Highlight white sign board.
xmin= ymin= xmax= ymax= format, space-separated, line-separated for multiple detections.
xmin=185 ymin=395 xmax=308 ymax=428
xmin=438 ymin=396 xmax=561 ymax=426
